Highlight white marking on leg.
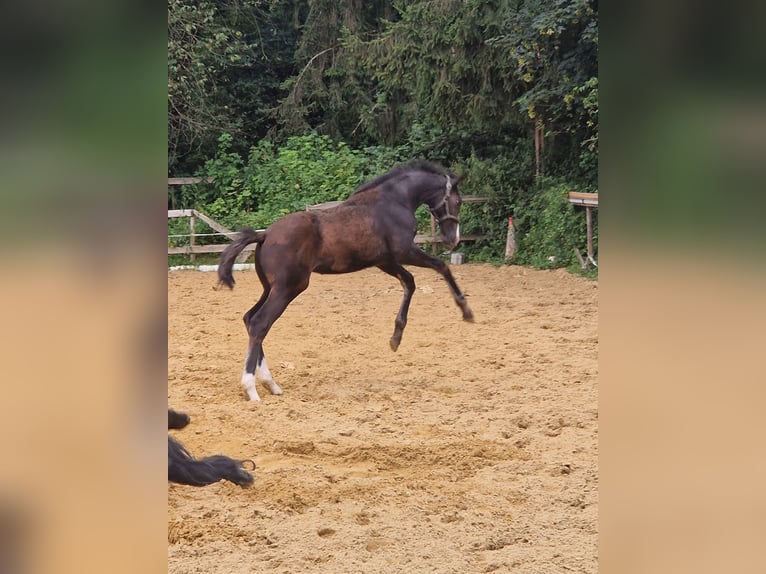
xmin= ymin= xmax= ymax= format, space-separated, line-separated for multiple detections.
xmin=255 ymin=357 xmax=272 ymax=383
xmin=257 ymin=356 xmax=283 ymax=395
xmin=241 ymin=370 xmax=260 ymax=401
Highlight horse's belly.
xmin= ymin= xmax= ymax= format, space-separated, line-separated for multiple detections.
xmin=313 ymin=249 xmax=380 ymax=274
xmin=311 ymin=213 xmax=391 ymax=273
xmin=313 ymin=239 xmax=386 ymax=274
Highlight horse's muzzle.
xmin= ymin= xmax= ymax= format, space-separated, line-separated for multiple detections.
xmin=444 ymin=223 xmax=460 ymax=250
xmin=440 ymin=236 xmax=460 ymax=250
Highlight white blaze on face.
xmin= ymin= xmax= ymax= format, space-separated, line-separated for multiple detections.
xmin=455 ymin=223 xmax=460 ymax=246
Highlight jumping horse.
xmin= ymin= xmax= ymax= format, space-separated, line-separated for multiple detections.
xmin=218 ymin=160 xmax=474 ymax=401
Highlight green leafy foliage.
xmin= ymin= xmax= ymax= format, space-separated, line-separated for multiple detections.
xmin=515 ymin=179 xmax=591 ymax=268
xmin=167 ymin=0 xmax=598 ymax=270
xmin=192 ymin=132 xmax=400 ymax=230
xmin=454 ymin=151 xmax=594 ymax=269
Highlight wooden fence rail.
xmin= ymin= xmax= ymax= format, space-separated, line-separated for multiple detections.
xmin=169 ymin=173 xmax=490 ymax=260
xmin=168 ymin=209 xmax=257 ymax=262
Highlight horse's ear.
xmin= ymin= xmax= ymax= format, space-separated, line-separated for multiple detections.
xmin=453 ymin=173 xmax=465 ymax=185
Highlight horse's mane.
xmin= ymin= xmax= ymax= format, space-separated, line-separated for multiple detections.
xmin=352 ymin=160 xmax=447 ymax=196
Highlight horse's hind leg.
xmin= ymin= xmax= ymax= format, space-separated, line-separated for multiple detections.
xmin=242 ymin=344 xmax=281 ymax=401
xmin=241 ymin=345 xmax=267 ymax=401
xmin=242 ymin=285 xmax=308 ymax=401
xmin=377 ymin=263 xmax=415 ymax=351
xmin=241 ymin=288 xmax=270 ymax=401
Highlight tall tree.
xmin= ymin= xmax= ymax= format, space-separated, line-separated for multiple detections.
xmin=488 ymin=0 xmax=598 ymax=179
xmin=168 ymin=0 xmax=303 ymax=173
xmin=276 ymin=0 xmax=395 ymax=143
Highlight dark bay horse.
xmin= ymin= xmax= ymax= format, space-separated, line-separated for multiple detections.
xmin=218 ymin=160 xmax=474 ymax=401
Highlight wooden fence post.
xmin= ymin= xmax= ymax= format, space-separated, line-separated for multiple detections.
xmin=585 ymin=206 xmax=594 ymax=263
xmin=430 ymin=213 xmax=437 ymax=254
xmin=189 ymin=214 xmax=196 ymax=263
xmin=504 ymin=216 xmax=516 ymax=262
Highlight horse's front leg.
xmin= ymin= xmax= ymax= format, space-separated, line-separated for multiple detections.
xmin=377 ymin=263 xmax=416 ymax=351
xmin=401 ymin=247 xmax=474 ymax=322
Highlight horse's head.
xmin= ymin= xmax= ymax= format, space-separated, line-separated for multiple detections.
xmin=429 ymin=173 xmax=465 ymax=250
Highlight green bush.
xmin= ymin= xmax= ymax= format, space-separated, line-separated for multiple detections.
xmin=516 ymin=179 xmax=591 ymax=269
xmin=171 ymin=133 xmax=596 ymax=270
xmin=196 ymin=133 xmax=401 ymax=230
xmin=454 ymin=154 xmax=595 ymax=269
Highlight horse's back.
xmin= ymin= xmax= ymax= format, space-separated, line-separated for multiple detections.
xmin=324 ymin=197 xmax=422 ymax=269
xmin=260 ymin=192 xmax=417 ymax=274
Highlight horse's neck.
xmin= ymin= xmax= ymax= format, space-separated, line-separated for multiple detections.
xmin=360 ymin=173 xmax=444 ymax=212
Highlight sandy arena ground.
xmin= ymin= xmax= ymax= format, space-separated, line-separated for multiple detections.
xmin=168 ymin=263 xmax=598 ymax=573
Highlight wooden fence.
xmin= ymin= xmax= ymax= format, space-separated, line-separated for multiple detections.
xmin=167 ymin=209 xmax=257 ymax=262
xmin=168 ymin=178 xmax=595 ymax=266
xmin=168 ymin=176 xmax=489 ymax=260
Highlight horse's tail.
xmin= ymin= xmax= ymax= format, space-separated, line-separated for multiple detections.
xmin=168 ymin=408 xmax=190 ymax=430
xmin=168 ymin=436 xmax=255 ymax=487
xmin=218 ymin=227 xmax=266 ymax=289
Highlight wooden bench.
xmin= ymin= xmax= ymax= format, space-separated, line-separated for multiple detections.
xmin=567 ymin=192 xmax=598 ymax=268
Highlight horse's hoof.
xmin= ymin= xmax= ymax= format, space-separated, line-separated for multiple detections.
xmin=389 ymin=338 xmax=400 ymax=352
xmin=263 ymin=380 xmax=283 ymax=395
xmin=463 ymin=310 xmax=475 ymax=322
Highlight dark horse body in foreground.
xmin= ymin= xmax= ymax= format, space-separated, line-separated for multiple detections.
xmin=218 ymin=161 xmax=474 ymax=401
xmin=168 ymin=408 xmax=254 ymax=487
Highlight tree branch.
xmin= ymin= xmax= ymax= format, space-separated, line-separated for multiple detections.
xmin=290 ymin=46 xmax=336 ymax=103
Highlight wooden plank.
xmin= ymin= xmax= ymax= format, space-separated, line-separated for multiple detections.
xmin=168 ymin=244 xmax=258 ymax=255
xmin=167 ymin=209 xmax=261 ymax=264
xmin=568 ymin=191 xmax=598 ymax=200
xmin=306 ymin=201 xmax=343 ymax=211
xmin=168 ymin=209 xmax=194 ymax=218
xmin=461 ymin=195 xmax=489 ymax=203
xmin=191 ymin=210 xmax=235 ymax=237
xmin=567 ymin=192 xmax=598 ymax=207
xmin=430 ymin=214 xmax=437 ymax=254
xmin=189 ymin=214 xmax=196 ymax=263
xmin=168 ymin=177 xmax=213 ymax=185
xmin=573 ymin=246 xmax=587 ymax=269
xmin=169 ymin=233 xmax=484 ymax=253
xmin=504 ymin=217 xmax=516 ymax=262
xmin=414 ymin=234 xmax=484 ymax=244
xmin=458 ymin=234 xmax=485 ymax=242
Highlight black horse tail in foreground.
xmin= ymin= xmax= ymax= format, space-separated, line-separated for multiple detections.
xmin=218 ymin=160 xmax=474 ymax=402
xmin=168 ymin=409 xmax=254 ymax=487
